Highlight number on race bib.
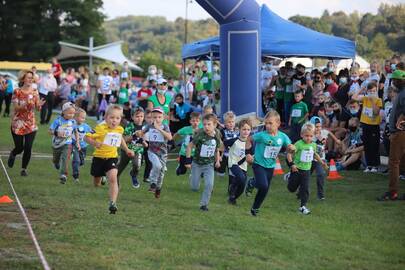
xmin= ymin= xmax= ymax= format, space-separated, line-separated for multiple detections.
xmin=103 ymin=132 xmax=122 ymax=147
xmin=200 ymin=144 xmax=216 ymax=158
xmin=119 ymin=92 xmax=127 ymax=99
xmin=201 ymin=77 xmax=208 ymax=84
xmin=264 ymin=146 xmax=281 ymax=159
xmin=291 ymin=109 xmax=301 ymax=117
xmin=149 ymin=129 xmax=164 ymax=142
xmin=300 ymin=149 xmax=314 ymax=162
xmin=363 ymin=107 xmax=373 ymax=118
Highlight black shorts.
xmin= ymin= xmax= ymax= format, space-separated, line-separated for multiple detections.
xmin=91 ymin=157 xmax=118 ymax=177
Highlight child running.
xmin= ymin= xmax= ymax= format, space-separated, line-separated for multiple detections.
xmin=226 ymin=118 xmax=252 ymax=205
xmin=185 ymin=113 xmax=223 ymax=211
xmin=173 ymin=111 xmax=201 ymax=176
xmin=85 ymin=104 xmax=134 ymax=214
xmin=285 ymin=122 xmax=328 ymax=215
xmin=245 ymin=109 xmax=294 ymax=216
xmin=142 ymin=109 xmax=153 ymax=183
xmin=117 ymin=106 xmax=147 ymax=188
xmin=135 ymin=107 xmax=172 ymax=198
xmin=72 ymin=108 xmax=92 ymax=182
xmin=49 ymin=102 xmax=79 ymax=184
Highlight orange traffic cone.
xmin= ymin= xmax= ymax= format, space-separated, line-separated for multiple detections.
xmin=0 ymin=195 xmax=13 ymax=204
xmin=327 ymin=159 xmax=342 ymax=180
xmin=273 ymin=158 xmax=284 ymax=176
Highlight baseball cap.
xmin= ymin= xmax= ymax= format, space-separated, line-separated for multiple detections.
xmin=391 ymin=70 xmax=405 ymax=80
xmin=151 ymin=107 xmax=164 ymax=114
xmin=62 ymin=102 xmax=75 ymax=112
xmin=157 ymin=78 xmax=167 ymax=85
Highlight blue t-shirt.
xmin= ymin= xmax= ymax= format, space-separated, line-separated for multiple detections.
xmin=6 ymin=79 xmax=13 ymax=94
xmin=49 ymin=116 xmax=76 ymax=148
xmin=252 ymin=130 xmax=291 ymax=168
xmin=174 ymin=103 xmax=192 ymax=120
xmin=73 ymin=123 xmax=93 ymax=148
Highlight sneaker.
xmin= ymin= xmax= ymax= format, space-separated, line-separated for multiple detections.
xmin=369 ymin=167 xmax=378 ymax=173
xmin=148 ymin=183 xmax=157 ymax=193
xmin=73 ymin=178 xmax=79 ymax=183
xmin=54 ymin=162 xmax=60 ymax=170
xmin=155 ymin=189 xmax=161 ymax=199
xmin=250 ymin=208 xmax=259 ymax=216
xmin=363 ymin=167 xmax=371 ymax=173
xmin=7 ymin=152 xmax=15 ymax=168
xmin=109 ymin=202 xmax=117 ymax=214
xmin=143 ymin=178 xmax=150 ymax=183
xmin=228 ymin=198 xmax=237 ymax=205
xmin=200 ymin=205 xmax=209 ymax=211
xmin=131 ymin=175 xmax=140 ymax=188
xmin=283 ymin=172 xmax=290 ymax=183
xmin=245 ymin=178 xmax=254 ymax=197
xmin=216 ymin=172 xmax=225 ymax=177
xmin=377 ymin=191 xmax=398 ymax=201
xmin=299 ymin=206 xmax=311 ymax=215
xmin=20 ymin=169 xmax=28 ymax=177
xmin=101 ymin=176 xmax=107 ymax=185
xmin=60 ymin=174 xmax=67 ymax=184
xmin=318 ymin=196 xmax=325 ymax=201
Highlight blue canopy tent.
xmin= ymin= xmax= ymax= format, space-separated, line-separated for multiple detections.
xmin=182 ymin=5 xmax=355 ymax=60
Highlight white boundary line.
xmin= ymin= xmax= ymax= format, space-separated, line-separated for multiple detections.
xmin=0 ymin=158 xmax=51 ymax=270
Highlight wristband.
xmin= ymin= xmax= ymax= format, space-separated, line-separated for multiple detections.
xmin=185 ymin=157 xmax=192 ymax=165
xmin=286 ymin=160 xmax=295 ymax=168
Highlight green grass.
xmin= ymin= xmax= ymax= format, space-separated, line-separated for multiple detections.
xmin=0 ymin=112 xmax=405 ymax=270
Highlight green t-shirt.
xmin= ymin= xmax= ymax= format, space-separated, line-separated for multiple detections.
xmin=196 ymin=71 xmax=212 ymax=92
xmin=253 ymin=130 xmax=291 ymax=168
xmin=118 ymin=88 xmax=129 ymax=105
xmin=290 ymin=101 xmax=308 ymax=124
xmin=275 ymin=77 xmax=286 ymax=100
xmin=192 ymin=129 xmax=222 ymax=165
xmin=148 ymin=93 xmax=172 ymax=125
xmin=293 ymin=140 xmax=317 ymax=171
xmin=177 ymin=126 xmax=196 ymax=157
xmin=123 ymin=122 xmax=144 ymax=153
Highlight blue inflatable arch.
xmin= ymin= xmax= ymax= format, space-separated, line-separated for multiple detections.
xmin=196 ymin=0 xmax=261 ymax=117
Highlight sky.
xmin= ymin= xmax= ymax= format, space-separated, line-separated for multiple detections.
xmin=102 ymin=0 xmax=404 ymax=21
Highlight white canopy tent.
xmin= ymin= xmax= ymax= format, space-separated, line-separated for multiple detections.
xmin=56 ymin=39 xmax=143 ymax=72
xmin=336 ymin=55 xmax=370 ymax=72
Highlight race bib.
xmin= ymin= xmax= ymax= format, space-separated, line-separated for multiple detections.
xmin=285 ymin=85 xmax=293 ymax=93
xmin=119 ymin=92 xmax=127 ymax=99
xmin=264 ymin=146 xmax=281 ymax=159
xmin=291 ymin=109 xmax=302 ymax=117
xmin=121 ymin=72 xmax=128 ymax=78
xmin=201 ymin=77 xmax=208 ymax=84
xmin=140 ymin=92 xmax=148 ymax=97
xmin=293 ymin=79 xmax=301 ymax=91
xmin=59 ymin=126 xmax=73 ymax=137
xmin=103 ymin=132 xmax=122 ymax=147
xmin=200 ymin=144 xmax=216 ymax=158
xmin=300 ymin=149 xmax=314 ymax=163
xmin=149 ymin=129 xmax=164 ymax=142
xmin=363 ymin=107 xmax=373 ymax=118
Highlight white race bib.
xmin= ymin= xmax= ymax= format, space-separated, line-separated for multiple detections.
xmin=200 ymin=143 xmax=216 ymax=158
xmin=201 ymin=77 xmax=208 ymax=84
xmin=264 ymin=146 xmax=281 ymax=159
xmin=119 ymin=92 xmax=127 ymax=99
xmin=103 ymin=132 xmax=122 ymax=147
xmin=363 ymin=107 xmax=373 ymax=118
xmin=285 ymin=85 xmax=293 ymax=93
xmin=59 ymin=126 xmax=73 ymax=137
xmin=149 ymin=129 xmax=164 ymax=142
xmin=300 ymin=149 xmax=314 ymax=163
xmin=141 ymin=92 xmax=148 ymax=97
xmin=291 ymin=109 xmax=302 ymax=117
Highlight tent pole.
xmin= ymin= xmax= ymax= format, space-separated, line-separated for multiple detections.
xmin=89 ymin=37 xmax=94 ymax=77
xmin=210 ymin=51 xmax=214 ymax=93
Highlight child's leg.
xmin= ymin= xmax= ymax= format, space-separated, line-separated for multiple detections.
xmin=298 ymin=170 xmax=311 ymax=207
xmin=79 ymin=148 xmax=87 ymax=166
xmin=143 ymin=149 xmax=152 ymax=180
xmin=190 ymin=162 xmax=202 ymax=191
xmin=117 ymin=149 xmax=130 ymax=177
xmin=287 ymin=171 xmax=301 ymax=193
xmin=230 ymin=165 xmax=247 ymax=200
xmin=200 ymin=164 xmax=214 ymax=206
xmin=252 ymin=164 xmax=274 ymax=210
xmin=94 ymin=177 xmax=102 ymax=187
xmin=106 ymin=168 xmax=119 ymax=203
xmin=314 ymin=161 xmax=326 ymax=198
xmin=130 ymin=152 xmax=142 ymax=177
xmin=147 ymin=151 xmax=163 ymax=185
xmin=72 ymin=146 xmax=80 ymax=178
xmin=176 ymin=155 xmax=188 ymax=175
xmin=156 ymin=156 xmax=167 ymax=189
xmin=53 ymin=147 xmax=62 ymax=167
xmin=60 ymin=145 xmax=71 ymax=176
xmin=216 ymin=153 xmax=227 ymax=175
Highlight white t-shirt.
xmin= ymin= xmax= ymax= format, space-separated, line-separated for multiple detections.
xmin=97 ymin=75 xmax=113 ymax=95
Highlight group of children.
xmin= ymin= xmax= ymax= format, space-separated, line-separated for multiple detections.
xmin=48 ymin=100 xmax=331 ymax=216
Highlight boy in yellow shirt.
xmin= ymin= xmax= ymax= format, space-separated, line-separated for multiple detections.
xmin=85 ymin=105 xmax=134 ymax=214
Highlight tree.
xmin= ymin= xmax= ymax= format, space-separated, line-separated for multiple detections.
xmin=0 ymin=0 xmax=105 ymax=61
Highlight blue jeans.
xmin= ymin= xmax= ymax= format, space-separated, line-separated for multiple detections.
xmin=251 ymin=163 xmax=275 ymax=210
xmin=229 ymin=165 xmax=247 ymax=200
xmin=72 ymin=146 xmax=87 ymax=178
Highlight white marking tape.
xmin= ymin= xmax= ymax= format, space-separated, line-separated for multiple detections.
xmin=0 ymin=158 xmax=51 ymax=270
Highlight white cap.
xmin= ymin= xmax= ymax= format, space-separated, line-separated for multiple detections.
xmin=62 ymin=102 xmax=75 ymax=112
xmin=157 ymin=78 xmax=167 ymax=85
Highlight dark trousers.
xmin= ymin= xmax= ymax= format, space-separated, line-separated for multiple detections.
xmin=251 ymin=163 xmax=275 ymax=210
xmin=311 ymin=161 xmax=326 ymax=198
xmin=276 ymin=98 xmax=284 ymax=123
xmin=4 ymin=93 xmax=11 ymax=116
xmin=72 ymin=146 xmax=87 ymax=178
xmin=143 ymin=147 xmax=152 ymax=180
xmin=229 ymin=165 xmax=247 ymax=201
xmin=11 ymin=130 xmax=37 ymax=169
xmin=176 ymin=155 xmax=189 ymax=175
xmin=361 ymin=123 xmax=380 ymax=167
xmin=216 ymin=154 xmax=228 ymax=174
xmin=40 ymin=92 xmax=55 ymax=124
xmin=290 ymin=122 xmax=302 ymax=143
xmin=287 ymin=169 xmax=311 ymax=207
xmin=117 ymin=149 xmax=142 ymax=178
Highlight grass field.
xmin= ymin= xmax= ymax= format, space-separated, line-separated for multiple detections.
xmin=0 ymin=113 xmax=405 ymax=270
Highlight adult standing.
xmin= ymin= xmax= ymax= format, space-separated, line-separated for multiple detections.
xmin=378 ymin=70 xmax=405 ymax=201
xmin=3 ymin=75 xmax=14 ymax=117
xmin=52 ymin=57 xmax=63 ymax=84
xmin=39 ymin=68 xmax=58 ymax=124
xmin=8 ymin=70 xmax=45 ymax=176
xmin=120 ymin=61 xmax=132 ymax=82
xmin=147 ymin=78 xmax=172 ymax=125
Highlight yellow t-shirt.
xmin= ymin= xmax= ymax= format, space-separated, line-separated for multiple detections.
xmin=86 ymin=123 xmax=124 ymax=158
xmin=360 ymin=96 xmax=382 ymax=125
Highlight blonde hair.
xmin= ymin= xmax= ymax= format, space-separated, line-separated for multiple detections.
xmin=264 ymin=109 xmax=280 ymax=122
xmin=223 ymin=111 xmax=236 ymax=122
xmin=301 ymin=122 xmax=315 ymax=135
xmin=75 ymin=108 xmax=86 ymax=117
xmin=18 ymin=70 xmax=34 ymax=86
xmin=348 ymin=117 xmax=360 ymax=126
xmin=105 ymin=104 xmax=123 ymax=117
